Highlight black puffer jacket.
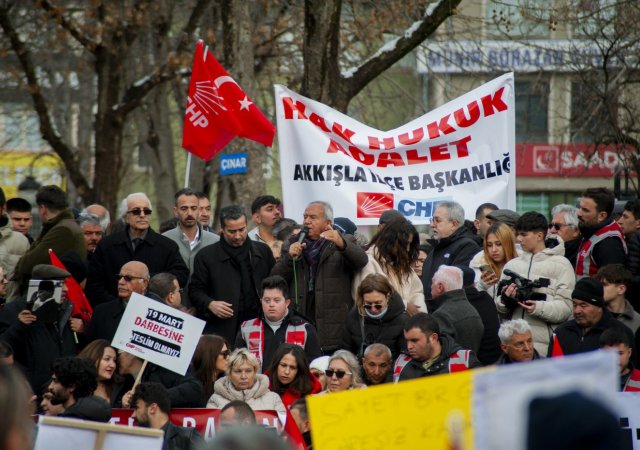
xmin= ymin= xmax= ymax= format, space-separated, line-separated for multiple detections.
xmin=396 ymin=334 xmax=481 ymax=381
xmin=464 ymin=286 xmax=501 ymax=365
xmin=60 ymin=395 xmax=111 ymax=422
xmin=340 ymin=292 xmax=408 ymax=359
xmin=421 ymin=226 xmax=480 ymax=301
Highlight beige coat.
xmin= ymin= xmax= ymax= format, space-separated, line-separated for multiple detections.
xmin=496 ymin=240 xmax=576 ymax=356
xmin=207 ymin=373 xmax=287 ymax=420
xmin=352 ymin=246 xmax=426 ymax=313
xmin=0 ymin=215 xmax=29 ymax=279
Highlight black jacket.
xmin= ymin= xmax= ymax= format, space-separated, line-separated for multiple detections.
xmin=421 ymin=226 xmax=481 ymax=300
xmin=464 ymin=286 xmax=502 ymax=365
xmin=162 ymin=421 xmax=204 ymax=450
xmin=86 ymin=298 xmax=127 ymax=343
xmin=116 ymin=363 xmax=205 ymax=408
xmin=397 ymin=334 xmax=482 ymax=381
xmin=551 ymin=310 xmax=636 ymax=359
xmin=496 ymin=349 xmax=541 ymax=365
xmin=61 ymin=396 xmax=111 ymax=422
xmin=235 ymin=308 xmax=322 ymax=370
xmin=0 ymin=298 xmax=77 ymax=392
xmin=85 ymin=227 xmax=189 ymax=306
xmin=430 ymin=289 xmax=484 ymax=355
xmin=340 ymin=292 xmax=408 ymax=359
xmin=563 ymin=238 xmax=581 ymax=268
xmin=189 ymin=240 xmax=275 ymax=344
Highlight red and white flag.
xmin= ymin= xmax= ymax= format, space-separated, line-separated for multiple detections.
xmin=182 ymin=40 xmax=276 ymax=161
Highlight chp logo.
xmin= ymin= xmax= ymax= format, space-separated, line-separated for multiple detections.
xmin=356 ymin=192 xmax=394 ymax=218
xmin=532 ymin=146 xmax=560 ymax=174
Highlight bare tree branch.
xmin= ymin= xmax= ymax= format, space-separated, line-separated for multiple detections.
xmin=38 ymin=0 xmax=98 ymax=52
xmin=344 ymin=0 xmax=463 ymax=100
xmin=0 ymin=3 xmax=92 ymax=199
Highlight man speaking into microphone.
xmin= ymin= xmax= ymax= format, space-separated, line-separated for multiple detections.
xmin=272 ymin=201 xmax=367 ymax=354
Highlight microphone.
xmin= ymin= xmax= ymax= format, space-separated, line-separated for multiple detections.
xmin=297 ymin=226 xmax=310 ymax=243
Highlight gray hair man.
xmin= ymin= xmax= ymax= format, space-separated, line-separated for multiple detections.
xmin=271 ymin=200 xmax=368 ymax=353
xmin=82 ymin=204 xmax=111 ymax=234
xmin=77 ymin=213 xmax=103 ymax=254
xmin=362 ymin=343 xmax=393 ymax=386
xmin=421 ymin=201 xmax=480 ymax=301
xmin=496 ymin=319 xmax=538 ymax=364
xmin=429 ymin=265 xmax=484 ymax=355
xmin=550 ymin=204 xmax=581 ymax=267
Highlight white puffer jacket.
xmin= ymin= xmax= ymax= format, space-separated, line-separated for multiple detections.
xmin=207 ymin=373 xmax=287 ymax=422
xmin=496 ymin=239 xmax=576 ymax=356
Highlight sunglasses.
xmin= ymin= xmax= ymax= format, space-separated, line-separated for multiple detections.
xmin=220 ymin=350 xmax=231 ymax=358
xmin=117 ymin=274 xmax=146 ymax=282
xmin=325 ymin=369 xmax=353 ymax=379
xmin=127 ymin=208 xmax=152 ymax=216
xmin=548 ymin=223 xmax=569 ymax=230
xmin=363 ymin=303 xmax=385 ymax=311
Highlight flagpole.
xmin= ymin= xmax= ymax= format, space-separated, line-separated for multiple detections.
xmin=184 ymin=152 xmax=192 ymax=188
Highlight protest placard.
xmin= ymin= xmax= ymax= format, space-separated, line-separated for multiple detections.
xmin=275 ymin=73 xmax=515 ymax=225
xmin=111 ymin=293 xmax=205 ymax=375
xmin=35 ymin=416 xmax=163 ymax=450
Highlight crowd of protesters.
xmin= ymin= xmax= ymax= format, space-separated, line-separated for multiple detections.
xmin=0 ymin=183 xmax=639 ymax=450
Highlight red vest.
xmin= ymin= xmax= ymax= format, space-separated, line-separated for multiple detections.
xmin=392 ymin=350 xmax=472 ymax=382
xmin=240 ymin=318 xmax=308 ymax=367
xmin=576 ymin=221 xmax=626 ymax=278
xmin=623 ymin=368 xmax=640 ymax=392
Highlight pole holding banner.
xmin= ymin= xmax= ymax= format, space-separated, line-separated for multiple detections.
xmin=184 ymin=152 xmax=192 ymax=188
xmin=133 ymin=360 xmax=148 ymax=389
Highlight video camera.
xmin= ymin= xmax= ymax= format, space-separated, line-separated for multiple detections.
xmin=498 ymin=269 xmax=550 ymax=309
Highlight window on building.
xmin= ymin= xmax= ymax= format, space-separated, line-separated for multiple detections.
xmin=517 ymin=192 xmax=549 ymax=217
xmin=570 ymin=81 xmax=617 ymax=144
xmin=515 ymin=80 xmax=549 ymax=143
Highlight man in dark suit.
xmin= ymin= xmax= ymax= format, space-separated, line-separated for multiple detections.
xmin=85 ymin=192 xmax=188 ymax=306
xmin=131 ymin=382 xmax=203 ymax=450
xmin=189 ymin=205 xmax=275 ymax=344
xmin=87 ymin=261 xmax=149 ymax=342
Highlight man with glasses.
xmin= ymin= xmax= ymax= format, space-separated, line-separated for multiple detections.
xmin=549 ymin=204 xmax=582 ymax=267
xmin=87 ymin=261 xmax=150 ymax=342
xmin=86 ymin=192 xmax=188 ymax=306
xmin=235 ymin=275 xmax=321 ymax=370
xmin=420 ymin=201 xmax=480 ymax=301
xmin=394 ymin=313 xmax=480 ymax=382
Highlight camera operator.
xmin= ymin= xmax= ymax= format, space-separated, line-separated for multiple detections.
xmin=496 ymin=212 xmax=576 ymax=357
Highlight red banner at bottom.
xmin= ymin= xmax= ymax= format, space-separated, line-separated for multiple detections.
xmin=111 ymin=408 xmax=282 ymax=440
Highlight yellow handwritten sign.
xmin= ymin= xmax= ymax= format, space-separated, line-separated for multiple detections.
xmin=308 ymin=370 xmax=475 ymax=450
xmin=0 ymin=151 xmax=65 ymax=199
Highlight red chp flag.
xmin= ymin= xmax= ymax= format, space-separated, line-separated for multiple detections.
xmin=182 ymin=40 xmax=276 ymax=161
xmin=48 ymin=249 xmax=92 ymax=322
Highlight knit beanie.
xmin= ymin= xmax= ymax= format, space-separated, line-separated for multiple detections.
xmin=571 ymin=277 xmax=604 ymax=308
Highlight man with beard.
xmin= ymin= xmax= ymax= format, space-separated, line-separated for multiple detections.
xmin=361 ymin=343 xmax=393 ymax=385
xmin=248 ymin=195 xmax=282 ymax=256
xmin=196 ymin=192 xmax=213 ymax=232
xmin=0 ymin=265 xmax=82 ymax=392
xmin=575 ymin=187 xmax=626 ymax=279
xmin=163 ymin=188 xmax=219 ymax=307
xmin=190 ymin=205 xmax=275 ymax=344
xmin=131 ymin=382 xmax=203 ymax=450
xmin=49 ymin=356 xmax=111 ymax=422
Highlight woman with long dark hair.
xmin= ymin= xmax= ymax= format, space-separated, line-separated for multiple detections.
xmin=265 ymin=344 xmax=321 ymax=408
xmin=352 ymin=217 xmax=426 ymax=315
xmin=191 ymin=334 xmax=230 ymax=399
xmin=78 ymin=339 xmax=120 ymax=405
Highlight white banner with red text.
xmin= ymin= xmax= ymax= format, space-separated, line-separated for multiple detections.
xmin=274 ymin=73 xmax=516 ymax=225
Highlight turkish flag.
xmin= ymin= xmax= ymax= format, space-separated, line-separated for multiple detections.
xmin=182 ymin=40 xmax=276 ymax=161
xmin=48 ymin=249 xmax=93 ymax=322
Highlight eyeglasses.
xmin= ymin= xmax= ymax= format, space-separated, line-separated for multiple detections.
xmin=548 ymin=223 xmax=570 ymax=230
xmin=127 ymin=208 xmax=152 ymax=216
xmin=325 ymin=369 xmax=353 ymax=379
xmin=117 ymin=274 xmax=147 ymax=282
xmin=172 ymin=288 xmax=184 ymax=294
xmin=363 ymin=303 xmax=385 ymax=311
xmin=220 ymin=350 xmax=231 ymax=358
xmin=0 ymin=277 xmax=7 ymax=284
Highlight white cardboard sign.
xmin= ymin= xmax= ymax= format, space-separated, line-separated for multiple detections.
xmin=111 ymin=292 xmax=205 ymax=375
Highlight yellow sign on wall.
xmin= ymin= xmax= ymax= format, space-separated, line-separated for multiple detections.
xmin=0 ymin=151 xmax=65 ymax=198
xmin=307 ymin=370 xmax=475 ymax=450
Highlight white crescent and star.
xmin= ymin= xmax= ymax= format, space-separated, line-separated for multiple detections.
xmin=213 ymin=76 xmax=253 ymax=111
